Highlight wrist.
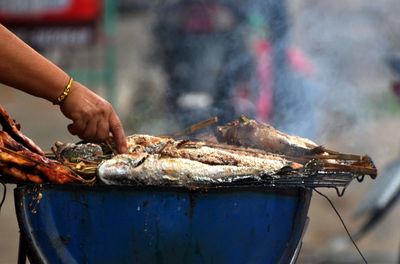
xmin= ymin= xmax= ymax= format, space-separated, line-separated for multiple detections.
xmin=53 ymin=77 xmax=74 ymax=105
xmin=58 ymin=80 xmax=84 ymax=108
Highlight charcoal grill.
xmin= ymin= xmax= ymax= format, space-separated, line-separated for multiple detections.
xmin=0 ymin=157 xmax=373 ymax=264
xmin=13 ymin=183 xmax=311 ymax=264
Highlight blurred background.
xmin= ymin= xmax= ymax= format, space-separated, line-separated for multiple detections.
xmin=1 ymin=0 xmax=400 ymax=263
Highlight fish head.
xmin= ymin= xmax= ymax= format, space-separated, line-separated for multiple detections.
xmin=97 ymin=153 xmax=148 ymax=184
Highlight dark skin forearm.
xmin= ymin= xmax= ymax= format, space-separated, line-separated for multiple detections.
xmin=0 ymin=24 xmax=69 ymax=102
xmin=0 ymin=24 xmax=127 ymax=153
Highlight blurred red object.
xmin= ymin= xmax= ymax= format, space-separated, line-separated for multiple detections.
xmin=179 ymin=2 xmax=235 ymax=33
xmin=255 ymin=40 xmax=314 ymax=122
xmin=392 ymin=81 xmax=400 ymax=99
xmin=0 ymin=0 xmax=102 ymax=25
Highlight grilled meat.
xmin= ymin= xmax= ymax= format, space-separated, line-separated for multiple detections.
xmin=216 ymin=115 xmax=318 ymax=156
xmin=97 ymin=135 xmax=300 ymax=185
xmin=0 ymin=104 xmax=44 ymax=155
xmin=0 ymin=105 xmax=86 ymax=184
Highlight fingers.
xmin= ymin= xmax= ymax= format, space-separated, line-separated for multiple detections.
xmin=66 ymin=107 xmax=127 ymax=154
xmin=70 ymin=118 xmax=110 ymax=143
xmin=109 ymin=112 xmax=127 ymax=154
xmin=59 ymin=83 xmax=126 ymax=152
xmin=67 ymin=118 xmax=87 ymax=136
xmin=80 ymin=118 xmax=98 ymax=142
xmin=95 ymin=119 xmax=110 ymax=142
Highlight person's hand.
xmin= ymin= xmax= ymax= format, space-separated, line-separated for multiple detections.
xmin=59 ymin=81 xmax=128 ymax=153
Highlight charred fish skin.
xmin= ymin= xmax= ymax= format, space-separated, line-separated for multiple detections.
xmin=99 ymin=134 xmax=302 ymax=186
xmin=127 ymin=135 xmax=172 ymax=154
xmin=97 ymin=134 xmax=297 ymax=186
xmin=127 ymin=134 xmax=295 ymax=170
xmin=53 ymin=142 xmax=104 ymax=163
xmin=97 ymin=154 xmax=267 ymax=186
xmin=215 ymin=116 xmax=318 ymax=156
xmin=97 ymin=153 xmax=149 ymax=185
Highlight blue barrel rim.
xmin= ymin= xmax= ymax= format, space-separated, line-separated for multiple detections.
xmin=14 ymin=184 xmax=312 ymax=264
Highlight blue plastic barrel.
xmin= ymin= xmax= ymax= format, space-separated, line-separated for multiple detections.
xmin=14 ymin=184 xmax=311 ymax=264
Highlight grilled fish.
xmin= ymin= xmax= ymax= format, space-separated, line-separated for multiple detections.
xmin=216 ymin=115 xmax=318 ymax=156
xmin=57 ymin=118 xmax=376 ymax=188
xmin=97 ymin=134 xmax=300 ymax=186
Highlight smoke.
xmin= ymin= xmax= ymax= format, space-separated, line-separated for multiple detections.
xmin=285 ymin=0 xmax=398 ymax=147
xmin=116 ymin=0 xmax=400 ymax=149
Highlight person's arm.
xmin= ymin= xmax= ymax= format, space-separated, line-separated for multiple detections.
xmin=0 ymin=24 xmax=127 ymax=153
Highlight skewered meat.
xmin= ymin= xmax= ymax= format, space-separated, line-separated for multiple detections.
xmin=0 ymin=105 xmax=86 ymax=184
xmin=216 ymin=115 xmax=318 ymax=156
xmin=0 ymin=131 xmax=84 ymax=184
xmin=0 ymin=104 xmax=44 ymax=155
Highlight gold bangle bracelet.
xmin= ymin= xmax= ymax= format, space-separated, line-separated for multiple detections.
xmin=56 ymin=77 xmax=74 ymax=104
